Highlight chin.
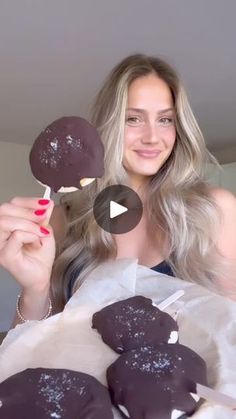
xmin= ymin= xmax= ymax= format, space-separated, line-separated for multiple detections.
xmin=125 ymin=156 xmax=167 ymax=175
xmin=137 ymin=170 xmax=159 ymax=177
xmin=129 ymin=164 xmax=162 ymax=177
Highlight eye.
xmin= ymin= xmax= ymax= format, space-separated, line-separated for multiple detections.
xmin=126 ymin=116 xmax=142 ymax=125
xmin=159 ymin=117 xmax=174 ymax=126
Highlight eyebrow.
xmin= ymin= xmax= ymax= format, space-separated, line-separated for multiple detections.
xmin=127 ymin=107 xmax=174 ymax=115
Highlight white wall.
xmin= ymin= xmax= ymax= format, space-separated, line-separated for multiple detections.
xmin=221 ymin=163 xmax=236 ymax=195
xmin=206 ymin=162 xmax=236 ymax=195
xmin=0 ymin=141 xmax=44 ymax=202
xmin=211 ymin=145 xmax=236 ymax=165
xmin=0 ymin=141 xmax=235 ymax=331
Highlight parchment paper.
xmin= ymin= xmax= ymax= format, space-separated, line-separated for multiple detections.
xmin=0 ymin=258 xmax=236 ymax=419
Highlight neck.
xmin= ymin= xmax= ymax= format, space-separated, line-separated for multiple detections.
xmin=127 ymin=173 xmax=149 ymax=193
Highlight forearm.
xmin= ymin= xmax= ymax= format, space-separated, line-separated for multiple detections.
xmin=10 ymin=286 xmax=52 ymax=329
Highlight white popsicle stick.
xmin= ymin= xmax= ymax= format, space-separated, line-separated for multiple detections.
xmin=157 ymin=290 xmax=185 ymax=310
xmin=43 ymin=185 xmax=51 ymax=200
xmin=196 ymin=383 xmax=236 ymax=409
xmin=40 ymin=186 xmax=52 ymax=227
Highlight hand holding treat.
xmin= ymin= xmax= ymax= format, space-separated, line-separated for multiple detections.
xmin=0 ymin=197 xmax=55 ymax=293
xmin=0 ymin=115 xmax=104 ymax=323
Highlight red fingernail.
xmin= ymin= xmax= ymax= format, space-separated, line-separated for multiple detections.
xmin=34 ymin=209 xmax=46 ymax=216
xmin=38 ymin=199 xmax=50 ymax=205
xmin=40 ymin=226 xmax=50 ymax=235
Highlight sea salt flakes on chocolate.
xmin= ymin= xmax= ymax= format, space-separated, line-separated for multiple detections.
xmin=107 ymin=343 xmax=208 ymax=419
xmin=30 ymin=116 xmax=104 ymax=193
xmin=0 ymin=368 xmax=113 ymax=419
xmin=92 ymin=295 xmax=179 ymax=353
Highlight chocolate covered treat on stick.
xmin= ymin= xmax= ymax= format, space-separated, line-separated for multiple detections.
xmin=0 ymin=368 xmax=113 ymax=419
xmin=107 ymin=343 xmax=236 ymax=418
xmin=107 ymin=343 xmax=207 ymax=419
xmin=92 ymin=295 xmax=179 ymax=353
xmin=29 ymin=116 xmax=104 ymax=198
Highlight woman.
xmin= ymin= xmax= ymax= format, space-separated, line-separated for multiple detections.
xmin=0 ymin=54 xmax=235 ymax=327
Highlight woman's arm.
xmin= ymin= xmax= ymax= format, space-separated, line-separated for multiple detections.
xmin=10 ymin=205 xmax=66 ymax=329
xmin=11 ymin=286 xmax=51 ymax=328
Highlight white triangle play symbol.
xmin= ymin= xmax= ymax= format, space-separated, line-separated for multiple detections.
xmin=110 ymin=200 xmax=128 ymax=219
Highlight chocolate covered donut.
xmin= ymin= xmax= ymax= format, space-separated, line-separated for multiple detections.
xmin=92 ymin=296 xmax=178 ymax=353
xmin=107 ymin=343 xmax=207 ymax=419
xmin=0 ymin=368 xmax=113 ymax=419
xmin=29 ymin=116 xmax=104 ymax=193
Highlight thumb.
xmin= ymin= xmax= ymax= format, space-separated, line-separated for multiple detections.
xmin=39 ymin=224 xmax=56 ymax=253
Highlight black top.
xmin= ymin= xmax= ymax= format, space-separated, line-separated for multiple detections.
xmin=67 ymin=260 xmax=174 ymax=301
xmin=151 ymin=260 xmax=174 ymax=276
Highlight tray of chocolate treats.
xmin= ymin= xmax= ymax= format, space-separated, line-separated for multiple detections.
xmin=0 ymin=259 xmax=236 ymax=418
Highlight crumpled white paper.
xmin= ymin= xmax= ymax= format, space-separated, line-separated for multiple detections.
xmin=0 ymin=258 xmax=236 ymax=419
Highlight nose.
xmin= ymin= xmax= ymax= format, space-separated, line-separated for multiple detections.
xmin=141 ymin=122 xmax=159 ymax=144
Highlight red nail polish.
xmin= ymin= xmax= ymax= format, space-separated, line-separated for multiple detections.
xmin=38 ymin=199 xmax=50 ymax=205
xmin=34 ymin=209 xmax=46 ymax=216
xmin=40 ymin=226 xmax=50 ymax=235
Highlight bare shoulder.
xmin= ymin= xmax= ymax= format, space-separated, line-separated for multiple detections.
xmin=207 ymin=185 xmax=236 ymax=214
xmin=207 ymin=186 xmax=236 ymax=265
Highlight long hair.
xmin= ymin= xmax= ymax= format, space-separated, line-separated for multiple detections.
xmin=51 ymin=54 xmax=226 ymax=313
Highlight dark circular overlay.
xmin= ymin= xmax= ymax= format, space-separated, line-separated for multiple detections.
xmin=93 ymin=185 xmax=143 ymax=234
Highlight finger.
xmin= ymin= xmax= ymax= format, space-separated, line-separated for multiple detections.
xmin=0 ymin=216 xmax=51 ymax=246
xmin=0 ymin=231 xmax=41 ymax=263
xmin=10 ymin=197 xmax=52 ymax=210
xmin=39 ymin=225 xmax=56 ymax=253
xmin=30 ymin=239 xmax=43 ymax=250
xmin=0 ymin=201 xmax=54 ymax=224
xmin=9 ymin=226 xmax=54 ymax=255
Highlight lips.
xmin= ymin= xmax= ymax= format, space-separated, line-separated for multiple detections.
xmin=135 ymin=150 xmax=161 ymax=158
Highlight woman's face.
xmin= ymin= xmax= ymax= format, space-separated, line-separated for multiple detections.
xmin=123 ymin=73 xmax=176 ymax=188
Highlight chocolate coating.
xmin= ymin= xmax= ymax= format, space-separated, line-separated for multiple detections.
xmin=29 ymin=116 xmax=104 ymax=192
xmin=92 ymin=296 xmax=178 ymax=353
xmin=107 ymin=343 xmax=207 ymax=419
xmin=0 ymin=368 xmax=113 ymax=419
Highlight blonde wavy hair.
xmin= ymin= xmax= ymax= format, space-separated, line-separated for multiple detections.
xmin=51 ymin=53 xmax=225 ymax=313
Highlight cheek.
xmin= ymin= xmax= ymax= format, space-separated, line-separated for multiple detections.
xmin=123 ymin=129 xmax=135 ymax=165
xmin=124 ymin=126 xmax=176 ymax=155
xmin=165 ymin=126 xmax=176 ymax=147
xmin=124 ymin=127 xmax=137 ymax=147
xmin=124 ymin=127 xmax=144 ymax=153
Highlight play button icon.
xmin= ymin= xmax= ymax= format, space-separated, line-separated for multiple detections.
xmin=110 ymin=201 xmax=128 ymax=219
xmin=93 ymin=185 xmax=143 ymax=234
